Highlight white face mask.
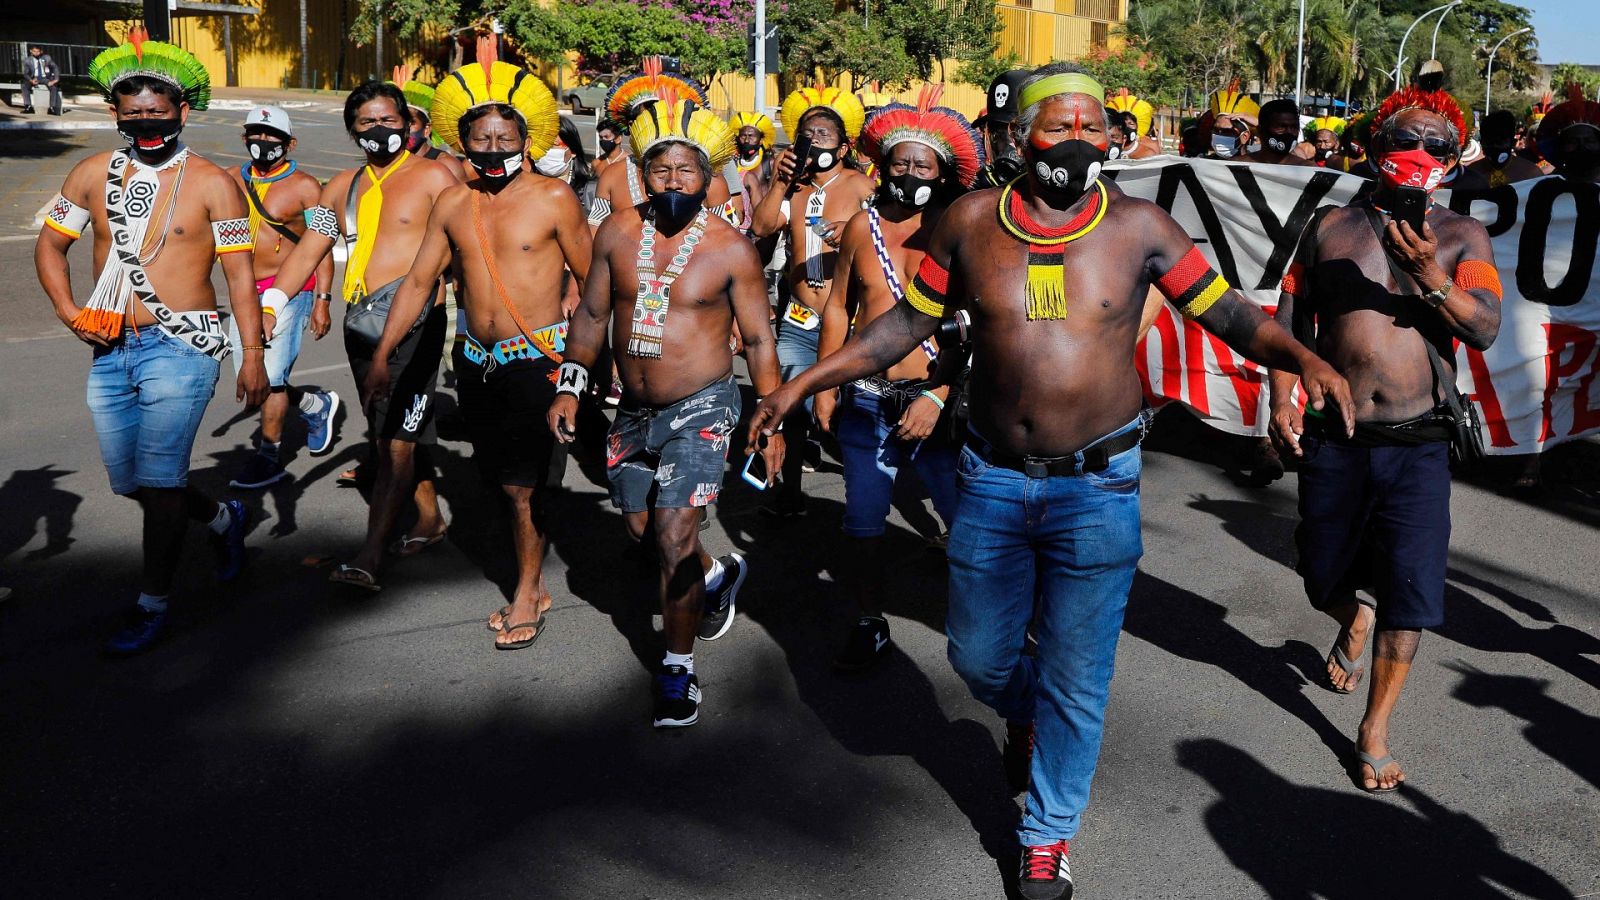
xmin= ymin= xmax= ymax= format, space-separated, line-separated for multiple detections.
xmin=534 ymin=146 xmax=570 ymax=178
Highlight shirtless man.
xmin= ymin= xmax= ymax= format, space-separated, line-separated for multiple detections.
xmin=1470 ymin=110 xmax=1546 ymax=187
xmin=750 ymin=95 xmax=875 ymax=518
xmin=813 ymin=95 xmax=982 ymax=672
xmin=367 ymin=61 xmax=590 ymax=648
xmin=264 ymin=81 xmax=460 ymax=592
xmin=1205 ymin=112 xmax=1250 ymax=160
xmin=35 ymin=35 xmax=267 ymax=655
xmin=731 ymin=112 xmax=777 ymax=229
xmin=1269 ymin=92 xmax=1500 ymax=794
xmin=226 ymin=106 xmax=339 ymax=490
xmin=1310 ymin=128 xmax=1341 ymax=165
xmin=749 ymin=64 xmax=1351 ymax=899
xmin=1242 ymin=99 xmax=1315 ymax=167
xmin=592 ymin=118 xmax=626 ymax=179
xmin=549 ymin=101 xmax=784 ymax=728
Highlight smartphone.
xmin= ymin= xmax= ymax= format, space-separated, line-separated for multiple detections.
xmin=787 ymin=135 xmax=814 ymax=191
xmin=1392 ymin=186 xmax=1428 ymax=235
xmin=741 ymin=445 xmax=770 ymax=491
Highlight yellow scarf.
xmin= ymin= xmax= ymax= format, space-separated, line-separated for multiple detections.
xmin=343 ymin=151 xmax=411 ymax=303
xmin=243 ymin=160 xmax=292 ymax=253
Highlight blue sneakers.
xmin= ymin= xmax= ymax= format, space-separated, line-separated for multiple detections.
xmin=301 ymin=390 xmax=340 ymax=455
xmin=212 ymin=500 xmax=248 ymax=582
xmin=105 ymin=605 xmax=168 ymax=656
xmin=652 ymin=665 xmax=701 ymax=729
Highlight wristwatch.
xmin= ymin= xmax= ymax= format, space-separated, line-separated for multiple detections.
xmin=1421 ymin=276 xmax=1452 ymax=309
xmin=314 ymin=292 xmax=333 ymax=301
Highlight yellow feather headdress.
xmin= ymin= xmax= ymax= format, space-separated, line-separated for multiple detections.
xmin=1209 ymin=82 xmax=1259 ymax=120
xmin=429 ymin=34 xmax=558 ymax=156
xmin=630 ymin=92 xmax=736 ymax=170
xmin=779 ymin=85 xmax=866 ymax=143
xmin=729 ymin=111 xmax=776 ymax=149
xmin=1107 ymin=88 xmax=1154 ymax=137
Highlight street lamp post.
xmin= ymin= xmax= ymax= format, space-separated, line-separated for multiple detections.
xmin=754 ymin=0 xmax=767 ymax=115
xmin=1396 ymin=1 xmax=1462 ymax=89
xmin=1484 ymin=27 xmax=1532 ymax=115
xmin=1429 ymin=2 xmax=1456 ymax=59
xmin=1294 ymin=0 xmax=1307 ymax=109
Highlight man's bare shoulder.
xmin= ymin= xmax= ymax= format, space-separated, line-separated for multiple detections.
xmin=434 ymin=181 xmax=474 ymax=212
xmin=943 ymin=188 xmax=999 ymax=230
xmin=530 ymin=174 xmax=583 ymax=209
xmin=840 ymin=207 xmax=874 ymax=244
xmin=411 ymin=155 xmax=463 ymax=193
xmin=593 ymin=206 xmax=642 ymax=252
xmin=703 ymin=215 xmax=759 ymax=262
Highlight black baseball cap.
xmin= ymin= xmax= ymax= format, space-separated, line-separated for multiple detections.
xmin=986 ymin=70 xmax=1031 ymax=124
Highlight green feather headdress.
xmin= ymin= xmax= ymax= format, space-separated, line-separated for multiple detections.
xmin=89 ymin=26 xmax=212 ymax=111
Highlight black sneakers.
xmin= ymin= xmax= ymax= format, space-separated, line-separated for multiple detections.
xmin=1018 ymin=839 xmax=1073 ymax=900
xmin=1004 ymin=720 xmax=1034 ymax=794
xmin=229 ymin=454 xmax=287 ymax=490
xmin=698 ymin=553 xmax=746 ymax=641
xmin=652 ymin=664 xmax=701 ymax=728
xmin=834 ymin=615 xmax=891 ymax=673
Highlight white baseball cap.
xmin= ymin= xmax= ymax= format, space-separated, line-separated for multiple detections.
xmin=244 ymin=105 xmax=293 ymax=138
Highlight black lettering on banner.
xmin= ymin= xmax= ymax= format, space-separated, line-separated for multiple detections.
xmin=1152 ymin=163 xmax=1243 ymax=287
xmin=1517 ymin=178 xmax=1600 ymax=307
xmin=1444 ymin=185 xmax=1519 ymax=237
xmin=1226 ymin=167 xmax=1342 ymax=289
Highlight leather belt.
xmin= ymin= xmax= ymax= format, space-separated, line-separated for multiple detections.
xmin=975 ymin=421 xmax=1146 ymax=478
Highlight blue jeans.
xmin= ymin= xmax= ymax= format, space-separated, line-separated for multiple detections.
xmin=836 ymin=383 xmax=958 ymax=536
xmin=945 ymin=418 xmax=1144 ymax=845
xmin=87 ymin=327 xmax=221 ymax=495
xmin=230 ymin=289 xmax=311 ymax=387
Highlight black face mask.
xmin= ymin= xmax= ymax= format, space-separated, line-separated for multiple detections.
xmin=246 ymin=137 xmax=287 ymax=168
xmin=598 ymin=137 xmax=619 ymax=156
xmin=464 ymin=150 xmax=523 ymax=182
xmin=406 ymin=129 xmax=430 ymax=152
xmin=1026 ymin=139 xmax=1106 ymax=203
xmin=355 ymin=124 xmax=406 ymax=161
xmin=988 ymin=127 xmax=1024 ymax=183
xmin=649 ymin=189 xmax=706 ymax=223
xmin=1314 ymin=147 xmax=1333 ymax=161
xmin=807 ymin=144 xmax=841 ymax=173
xmin=737 ymin=142 xmax=762 ymax=160
xmin=118 ymin=117 xmax=183 ymax=160
xmin=882 ymin=173 xmax=939 ymax=210
xmin=1561 ymin=146 xmax=1600 ymax=178
xmin=1265 ymin=134 xmax=1293 ymax=154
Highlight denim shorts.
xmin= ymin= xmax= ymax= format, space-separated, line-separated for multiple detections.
xmin=229 ymin=288 xmax=311 ymax=388
xmin=606 ymin=375 xmax=741 ymax=512
xmin=87 ymin=326 xmax=221 ymax=495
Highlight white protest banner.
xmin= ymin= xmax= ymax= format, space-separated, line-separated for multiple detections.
xmin=1108 ymin=157 xmax=1600 ymax=453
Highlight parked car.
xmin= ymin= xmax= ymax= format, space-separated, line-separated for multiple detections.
xmin=565 ymin=77 xmax=612 ymax=114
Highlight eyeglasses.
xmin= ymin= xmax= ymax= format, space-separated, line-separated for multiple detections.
xmin=1389 ymin=130 xmax=1455 ymax=162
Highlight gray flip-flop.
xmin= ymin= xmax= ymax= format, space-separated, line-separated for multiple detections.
xmin=495 ymin=614 xmax=549 ymax=651
xmin=1356 ymin=751 xmax=1402 ymax=793
xmin=488 ymin=605 xmax=513 ymax=632
xmin=1327 ymin=643 xmax=1365 ymax=694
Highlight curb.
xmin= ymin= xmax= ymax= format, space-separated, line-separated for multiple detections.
xmin=0 ymin=119 xmax=113 ymax=131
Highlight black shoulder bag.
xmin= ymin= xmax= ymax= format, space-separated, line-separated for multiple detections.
xmin=340 ymin=171 xmax=433 ymax=349
xmin=241 ymin=170 xmax=301 ymax=247
xmin=1361 ymin=205 xmax=1486 ymax=470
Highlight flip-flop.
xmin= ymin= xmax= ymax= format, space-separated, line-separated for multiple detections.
xmin=1355 ymin=751 xmax=1403 ymax=793
xmin=1324 ymin=598 xmax=1376 ymax=694
xmin=487 ymin=605 xmax=514 ymax=632
xmin=329 ymin=564 xmax=382 ymax=592
xmin=495 ymin=613 xmax=549 ymax=651
xmin=389 ymin=529 xmax=448 ymax=556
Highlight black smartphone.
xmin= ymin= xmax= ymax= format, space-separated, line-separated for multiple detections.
xmin=787 ymin=135 xmax=813 ymax=193
xmin=1393 ymin=186 xmax=1428 ymax=235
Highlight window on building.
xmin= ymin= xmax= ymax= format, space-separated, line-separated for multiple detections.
xmin=1076 ymin=0 xmax=1118 ymax=20
xmin=1091 ymin=20 xmax=1109 ymax=49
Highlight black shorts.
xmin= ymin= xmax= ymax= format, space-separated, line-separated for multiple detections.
xmin=346 ymin=302 xmax=447 ymax=444
xmin=606 ymin=375 xmax=741 ymax=512
xmin=1294 ymin=431 xmax=1452 ymax=630
xmin=454 ymin=347 xmax=560 ymax=489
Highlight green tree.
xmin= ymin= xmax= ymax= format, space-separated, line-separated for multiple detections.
xmin=1549 ymin=62 xmax=1600 ymax=101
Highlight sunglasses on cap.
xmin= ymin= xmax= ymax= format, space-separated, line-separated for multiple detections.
xmin=1389 ymin=130 xmax=1455 ymax=162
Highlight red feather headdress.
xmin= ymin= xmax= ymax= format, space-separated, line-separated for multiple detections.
xmin=858 ymin=85 xmax=985 ymax=189
xmin=1371 ymin=85 xmax=1467 ymax=148
xmin=604 ymin=56 xmax=708 ymax=126
xmin=1535 ymin=83 xmax=1600 ymax=164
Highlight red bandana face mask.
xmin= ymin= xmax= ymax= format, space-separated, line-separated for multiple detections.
xmin=1377 ymin=148 xmax=1446 ymax=192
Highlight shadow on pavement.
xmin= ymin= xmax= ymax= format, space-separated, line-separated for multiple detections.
xmin=1444 ymin=661 xmax=1600 ymax=791
xmin=1179 ymin=737 xmax=1576 ymax=899
xmin=0 ymin=464 xmax=81 ymax=564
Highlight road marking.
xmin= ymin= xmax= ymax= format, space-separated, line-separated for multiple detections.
xmin=292 ymin=362 xmax=352 ymax=376
xmin=0 ymin=120 xmax=114 ymax=131
xmin=0 ymin=234 xmax=38 ymax=243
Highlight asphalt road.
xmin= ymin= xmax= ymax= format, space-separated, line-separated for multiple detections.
xmin=1 ymin=87 xmax=1597 ymax=899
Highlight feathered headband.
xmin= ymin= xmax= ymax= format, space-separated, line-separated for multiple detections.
xmin=779 ymin=84 xmax=866 ymax=142
xmin=430 ymin=34 xmax=559 ymax=156
xmin=89 ymin=26 xmax=211 ymax=110
xmin=1371 ymin=85 xmax=1467 ymax=148
xmin=629 ymin=92 xmax=736 ymax=170
xmin=1107 ymin=89 xmax=1154 ymax=137
xmin=729 ymin=111 xmax=776 ymax=149
xmin=1209 ymin=83 xmax=1258 ymax=119
xmin=1535 ymin=84 xmax=1600 ymax=165
xmin=1305 ymin=115 xmax=1347 ymax=139
xmin=391 ymin=66 xmax=436 ymax=119
xmin=859 ymin=85 xmax=985 ymax=189
xmin=1528 ymin=92 xmax=1555 ymax=126
xmin=605 ymin=57 xmax=708 ymax=126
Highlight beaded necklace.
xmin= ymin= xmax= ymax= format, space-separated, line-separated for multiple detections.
xmin=627 ymin=208 xmax=710 ymax=358
xmin=997 ymin=179 xmax=1108 ymax=320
